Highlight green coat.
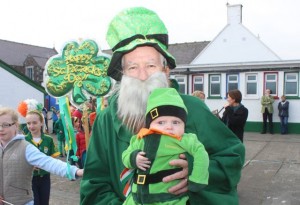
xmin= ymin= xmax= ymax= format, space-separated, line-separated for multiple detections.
xmin=261 ymin=95 xmax=275 ymax=113
xmin=80 ymin=93 xmax=245 ymax=205
xmin=53 ymin=118 xmax=65 ymax=141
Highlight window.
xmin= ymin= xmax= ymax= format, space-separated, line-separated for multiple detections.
xmin=174 ymin=76 xmax=186 ymax=94
xmin=265 ymin=73 xmax=278 ymax=96
xmin=193 ymin=75 xmax=204 ymax=92
xmin=209 ymin=74 xmax=221 ymax=96
xmin=227 ymin=74 xmax=238 ymax=91
xmin=38 ymin=67 xmax=43 ymax=81
xmin=26 ymin=66 xmax=34 ymax=80
xmin=284 ymin=73 xmax=298 ymax=96
xmin=245 ymin=73 xmax=257 ymax=95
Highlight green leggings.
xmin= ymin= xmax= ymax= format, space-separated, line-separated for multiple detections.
xmin=57 ymin=140 xmax=65 ymax=155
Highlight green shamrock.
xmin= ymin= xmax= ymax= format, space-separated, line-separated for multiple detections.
xmin=44 ymin=40 xmax=111 ymax=105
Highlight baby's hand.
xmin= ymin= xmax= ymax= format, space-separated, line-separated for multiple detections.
xmin=136 ymin=151 xmax=151 ymax=171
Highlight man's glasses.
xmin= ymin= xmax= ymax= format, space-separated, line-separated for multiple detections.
xmin=0 ymin=122 xmax=15 ymax=128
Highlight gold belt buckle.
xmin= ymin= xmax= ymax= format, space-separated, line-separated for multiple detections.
xmin=137 ymin=175 xmax=146 ymax=185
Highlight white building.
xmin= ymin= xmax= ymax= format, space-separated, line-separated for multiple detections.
xmin=0 ymin=60 xmax=45 ymax=124
xmin=170 ymin=4 xmax=300 ymax=134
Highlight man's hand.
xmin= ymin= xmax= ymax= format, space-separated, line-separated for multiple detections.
xmin=163 ymin=154 xmax=188 ymax=195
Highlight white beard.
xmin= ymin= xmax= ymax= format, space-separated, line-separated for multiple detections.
xmin=116 ymin=72 xmax=169 ymax=133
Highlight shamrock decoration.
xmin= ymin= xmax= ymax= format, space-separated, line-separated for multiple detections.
xmin=44 ymin=39 xmax=111 ymax=105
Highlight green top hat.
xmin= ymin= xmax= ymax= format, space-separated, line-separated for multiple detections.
xmin=106 ymin=7 xmax=176 ymax=81
xmin=145 ymin=88 xmax=187 ymax=128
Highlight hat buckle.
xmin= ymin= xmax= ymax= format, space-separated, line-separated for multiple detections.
xmin=150 ymin=108 xmax=159 ymax=120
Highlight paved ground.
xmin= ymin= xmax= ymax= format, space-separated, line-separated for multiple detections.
xmin=238 ymin=133 xmax=300 ymax=205
xmin=49 ymin=156 xmax=81 ymax=205
xmin=49 ymin=132 xmax=300 ymax=205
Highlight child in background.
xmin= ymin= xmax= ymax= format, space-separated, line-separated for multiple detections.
xmin=278 ymin=95 xmax=289 ymax=134
xmin=25 ymin=110 xmax=60 ymax=205
xmin=53 ymin=111 xmax=66 ymax=157
xmin=122 ymin=88 xmax=209 ymax=205
xmin=72 ymin=109 xmax=86 ymax=168
xmin=50 ymin=106 xmax=58 ymax=134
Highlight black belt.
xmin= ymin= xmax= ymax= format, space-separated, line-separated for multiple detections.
xmin=133 ymin=168 xmax=183 ymax=185
xmin=33 ymin=173 xmax=50 ymax=178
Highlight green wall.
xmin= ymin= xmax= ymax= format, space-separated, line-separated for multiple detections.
xmin=245 ymin=121 xmax=300 ymax=134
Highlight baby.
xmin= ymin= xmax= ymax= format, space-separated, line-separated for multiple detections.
xmin=122 ymin=88 xmax=209 ymax=205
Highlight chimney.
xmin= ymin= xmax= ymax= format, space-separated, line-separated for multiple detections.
xmin=227 ymin=4 xmax=243 ymax=24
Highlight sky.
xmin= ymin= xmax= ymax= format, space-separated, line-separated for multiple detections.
xmin=1 ymin=0 xmax=300 ymax=60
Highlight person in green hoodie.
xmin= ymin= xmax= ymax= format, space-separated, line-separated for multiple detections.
xmin=122 ymin=88 xmax=209 ymax=205
xmin=80 ymin=7 xmax=245 ymax=205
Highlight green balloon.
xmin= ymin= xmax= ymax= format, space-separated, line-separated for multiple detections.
xmin=44 ymin=40 xmax=111 ymax=105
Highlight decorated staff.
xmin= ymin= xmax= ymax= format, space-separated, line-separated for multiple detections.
xmin=44 ymin=39 xmax=111 ymax=178
xmin=211 ymin=107 xmax=224 ymax=118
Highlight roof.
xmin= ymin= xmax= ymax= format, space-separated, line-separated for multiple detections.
xmin=0 ymin=39 xmax=57 ymax=67
xmin=102 ymin=41 xmax=210 ymax=65
xmin=0 ymin=59 xmax=46 ymax=93
xmin=168 ymin=41 xmax=210 ymax=64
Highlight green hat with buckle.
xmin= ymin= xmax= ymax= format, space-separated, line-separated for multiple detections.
xmin=106 ymin=7 xmax=176 ymax=81
xmin=145 ymin=88 xmax=187 ymax=128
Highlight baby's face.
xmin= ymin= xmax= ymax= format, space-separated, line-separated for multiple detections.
xmin=149 ymin=116 xmax=185 ymax=136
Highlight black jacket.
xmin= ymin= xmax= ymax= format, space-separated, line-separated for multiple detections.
xmin=221 ymin=105 xmax=248 ymax=142
xmin=278 ymin=101 xmax=289 ymax=117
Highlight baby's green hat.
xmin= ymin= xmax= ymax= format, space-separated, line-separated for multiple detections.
xmin=145 ymin=88 xmax=187 ymax=128
xmin=106 ymin=7 xmax=176 ymax=81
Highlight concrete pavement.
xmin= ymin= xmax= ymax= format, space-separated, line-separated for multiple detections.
xmin=238 ymin=132 xmax=300 ymax=205
xmin=48 ymin=132 xmax=300 ymax=205
xmin=49 ymin=156 xmax=81 ymax=205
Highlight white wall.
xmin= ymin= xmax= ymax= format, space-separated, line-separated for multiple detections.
xmin=0 ymin=66 xmax=44 ymax=124
xmin=189 ymin=71 xmax=300 ymax=123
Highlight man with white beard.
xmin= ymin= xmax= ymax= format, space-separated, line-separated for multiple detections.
xmin=80 ymin=7 xmax=245 ymax=205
